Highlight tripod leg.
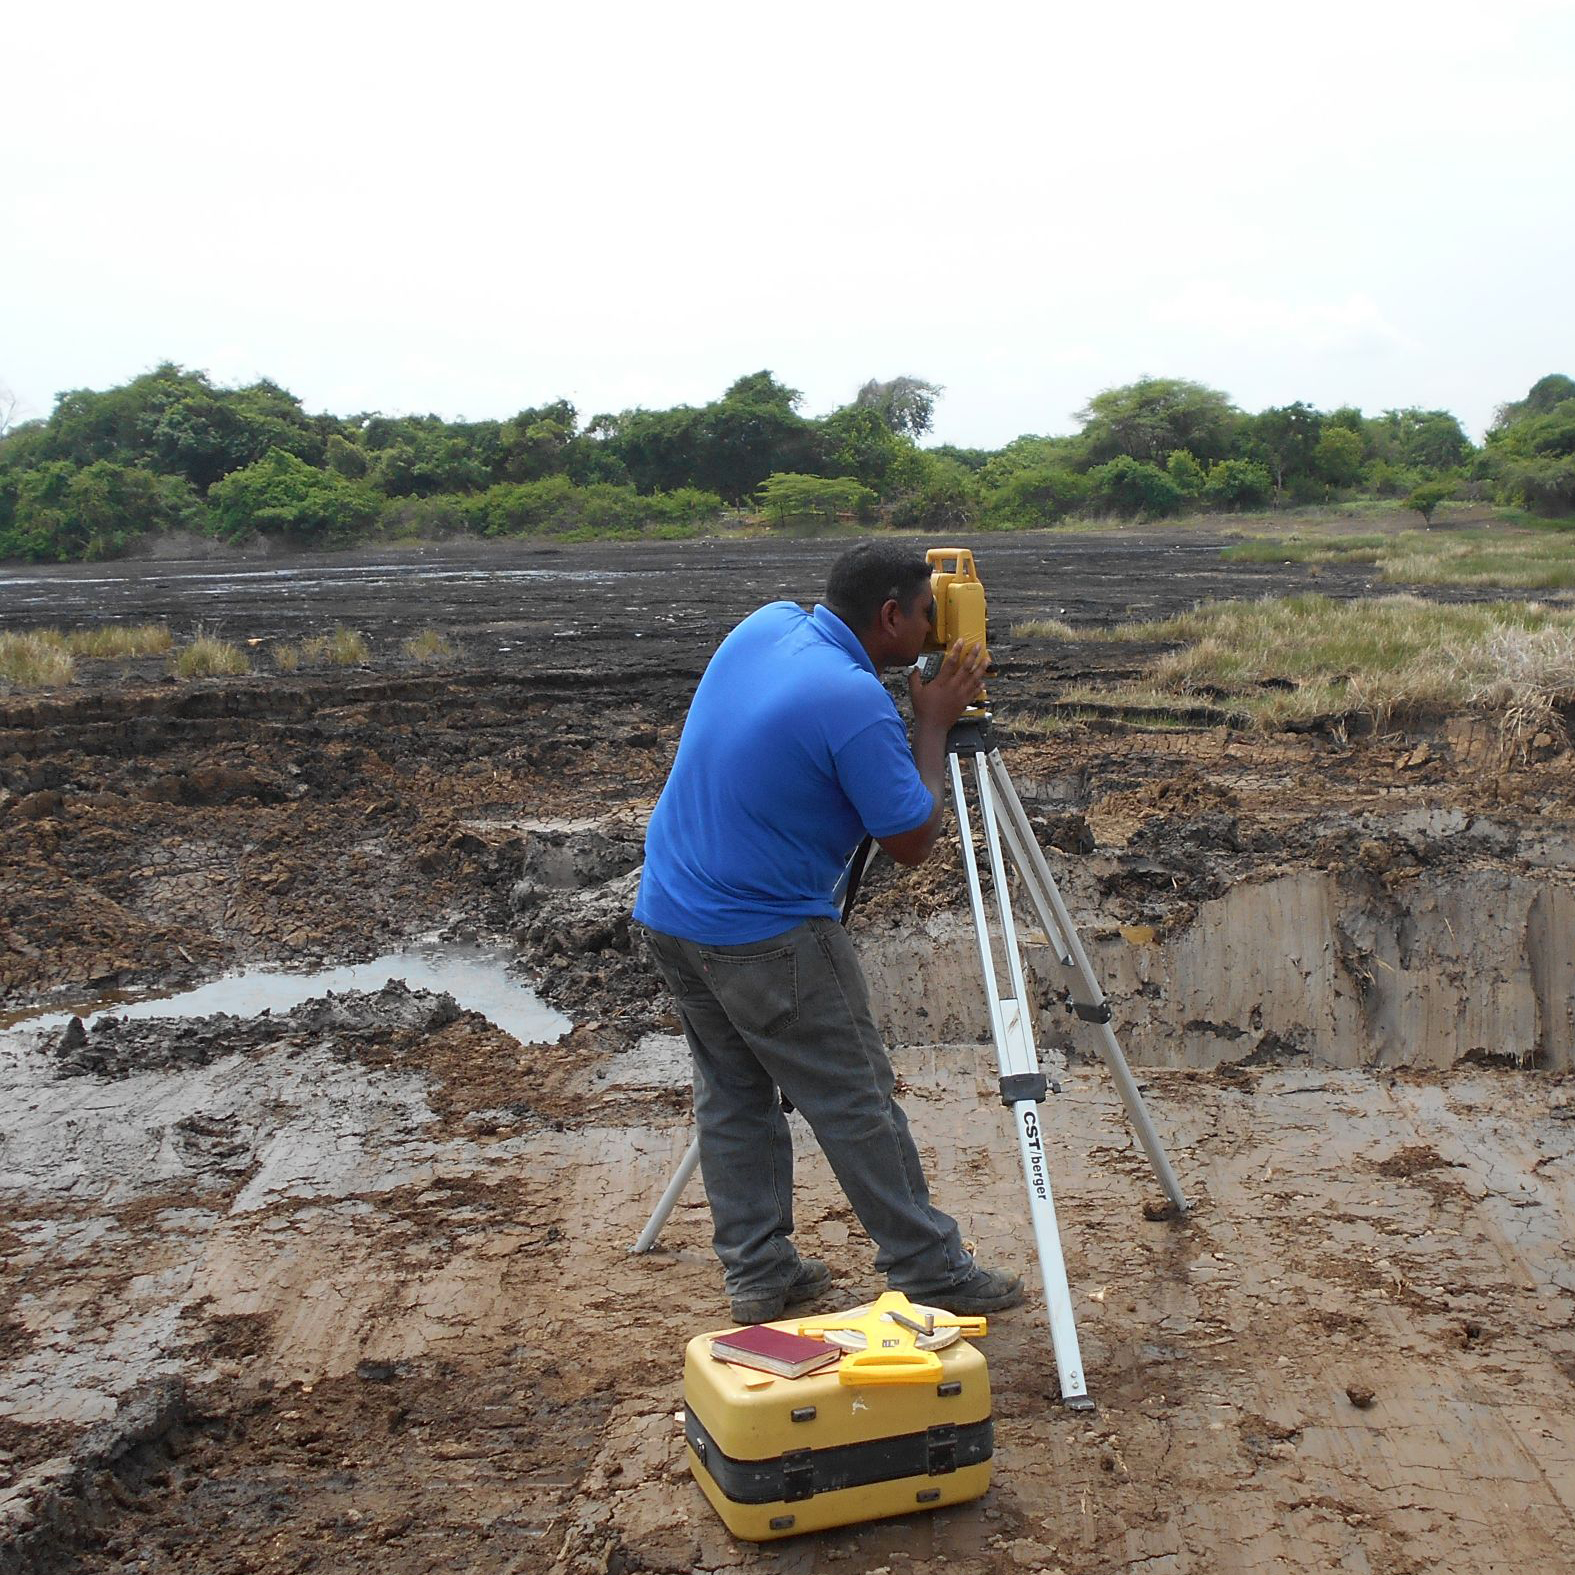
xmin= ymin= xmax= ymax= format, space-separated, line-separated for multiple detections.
xmin=630 ymin=1135 xmax=701 ymax=1254
xmin=986 ymin=751 xmax=1188 ymax=1212
xmin=949 ymin=751 xmax=1093 ymax=1408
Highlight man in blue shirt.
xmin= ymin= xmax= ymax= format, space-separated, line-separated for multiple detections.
xmin=636 ymin=541 xmax=1025 ymax=1324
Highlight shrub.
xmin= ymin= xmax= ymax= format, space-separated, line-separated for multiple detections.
xmin=1086 ymin=457 xmax=1186 ymax=518
xmin=1166 ymin=449 xmax=1206 ymax=498
xmin=645 ymin=486 xmax=725 ymax=526
xmin=1202 ymin=459 xmax=1274 ymax=511
xmin=174 ymin=634 xmax=249 ymax=678
xmin=887 ymin=457 xmax=980 ymax=531
xmin=380 ymin=494 xmax=475 ymax=539
xmin=984 ymin=466 xmax=1089 ymax=527
xmin=463 ymin=476 xmax=714 ymax=537
xmin=0 ymin=462 xmax=202 ymax=562
xmin=1496 ymin=455 xmax=1575 ymax=518
xmin=207 ymin=449 xmax=382 ymax=544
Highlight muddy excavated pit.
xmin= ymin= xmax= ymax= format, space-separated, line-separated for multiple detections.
xmin=2 ymin=534 xmax=1573 ymax=1574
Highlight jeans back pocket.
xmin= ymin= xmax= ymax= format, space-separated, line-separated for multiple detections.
xmin=698 ymin=944 xmax=801 ymax=1037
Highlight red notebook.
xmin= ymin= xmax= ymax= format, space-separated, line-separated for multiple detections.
xmin=709 ymin=1324 xmax=840 ymax=1379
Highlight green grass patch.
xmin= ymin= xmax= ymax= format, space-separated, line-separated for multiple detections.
xmin=173 ymin=633 xmax=250 ymax=679
xmin=1221 ymin=534 xmax=1388 ymax=566
xmin=0 ymin=631 xmax=75 ymax=688
xmin=1222 ymin=524 xmax=1575 ymax=589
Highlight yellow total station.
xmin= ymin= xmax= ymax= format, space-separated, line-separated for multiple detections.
xmin=923 ymin=547 xmax=991 ymax=709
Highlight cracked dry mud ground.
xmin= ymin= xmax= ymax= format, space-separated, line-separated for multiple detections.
xmin=2 ymin=532 xmax=1574 ymax=1574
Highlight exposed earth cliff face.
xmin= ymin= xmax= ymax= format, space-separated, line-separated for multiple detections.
xmin=2 ymin=535 xmax=1573 ymax=1574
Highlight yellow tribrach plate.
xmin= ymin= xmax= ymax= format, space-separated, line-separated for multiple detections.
xmin=795 ymin=1290 xmax=988 ymax=1386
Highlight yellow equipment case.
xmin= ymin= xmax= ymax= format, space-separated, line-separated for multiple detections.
xmin=682 ymin=1321 xmax=993 ymax=1541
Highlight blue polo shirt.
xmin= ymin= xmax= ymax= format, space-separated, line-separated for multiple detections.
xmin=634 ymin=601 xmax=935 ymax=945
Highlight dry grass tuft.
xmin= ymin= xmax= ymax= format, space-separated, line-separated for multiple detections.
xmin=1467 ymin=625 xmax=1575 ymax=747
xmin=271 ymin=642 xmax=302 ymax=672
xmin=0 ymin=623 xmax=174 ymax=687
xmin=403 ymin=628 xmax=456 ymax=664
xmin=1090 ymin=593 xmax=1575 ymax=736
xmin=173 ymin=633 xmax=250 ymax=679
xmin=1011 ymin=618 xmax=1078 ymax=640
xmin=0 ymin=631 xmax=75 ymax=688
xmin=299 ymin=627 xmax=370 ymax=666
xmin=64 ymin=624 xmax=173 ymax=658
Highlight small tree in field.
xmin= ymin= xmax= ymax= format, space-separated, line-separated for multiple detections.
xmin=1406 ymin=480 xmax=1455 ymax=527
xmin=756 ymin=473 xmax=874 ymax=527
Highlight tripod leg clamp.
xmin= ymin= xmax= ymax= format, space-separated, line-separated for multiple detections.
xmin=999 ymin=1072 xmax=1056 ymax=1107
xmin=1070 ymin=1001 xmax=1113 ymax=1025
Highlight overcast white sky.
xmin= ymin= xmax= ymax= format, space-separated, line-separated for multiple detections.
xmin=5 ymin=0 xmax=1572 ymax=447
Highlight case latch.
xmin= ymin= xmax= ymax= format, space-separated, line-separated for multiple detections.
xmin=781 ymin=1447 xmax=815 ymax=1501
xmin=926 ymin=1422 xmax=958 ymax=1475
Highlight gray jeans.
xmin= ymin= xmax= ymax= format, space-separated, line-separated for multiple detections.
xmin=642 ymin=918 xmax=969 ymax=1301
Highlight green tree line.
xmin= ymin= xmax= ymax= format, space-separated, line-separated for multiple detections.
xmin=0 ymin=364 xmax=1568 ymax=563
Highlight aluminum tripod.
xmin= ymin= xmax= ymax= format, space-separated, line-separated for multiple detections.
xmin=632 ymin=715 xmax=1187 ymax=1408
xmin=942 ymin=713 xmax=1187 ymax=1407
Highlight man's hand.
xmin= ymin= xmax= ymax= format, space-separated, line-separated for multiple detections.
xmin=879 ymin=641 xmax=989 ymax=867
xmin=907 ymin=639 xmax=988 ymax=731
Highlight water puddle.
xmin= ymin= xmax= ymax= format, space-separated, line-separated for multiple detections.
xmin=1 ymin=943 xmax=570 ymax=1045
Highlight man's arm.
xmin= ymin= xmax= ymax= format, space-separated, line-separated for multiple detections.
xmin=878 ymin=639 xmax=988 ymax=866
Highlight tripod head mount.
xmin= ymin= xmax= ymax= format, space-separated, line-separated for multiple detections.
xmin=946 ymin=712 xmax=994 ymax=756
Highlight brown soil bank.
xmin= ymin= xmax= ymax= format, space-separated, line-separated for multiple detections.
xmin=2 ymin=533 xmax=1573 ymax=1573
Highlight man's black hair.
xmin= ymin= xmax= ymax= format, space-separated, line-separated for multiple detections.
xmin=824 ymin=541 xmax=931 ymax=631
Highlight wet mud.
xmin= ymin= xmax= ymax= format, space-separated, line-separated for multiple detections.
xmin=2 ymin=532 xmax=1574 ymax=1573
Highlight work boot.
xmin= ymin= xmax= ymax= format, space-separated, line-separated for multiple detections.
xmin=908 ymin=1264 xmax=1024 ymax=1315
xmin=728 ymin=1258 xmax=833 ymax=1325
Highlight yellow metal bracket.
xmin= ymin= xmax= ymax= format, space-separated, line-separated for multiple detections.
xmin=796 ymin=1291 xmax=988 ymax=1386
